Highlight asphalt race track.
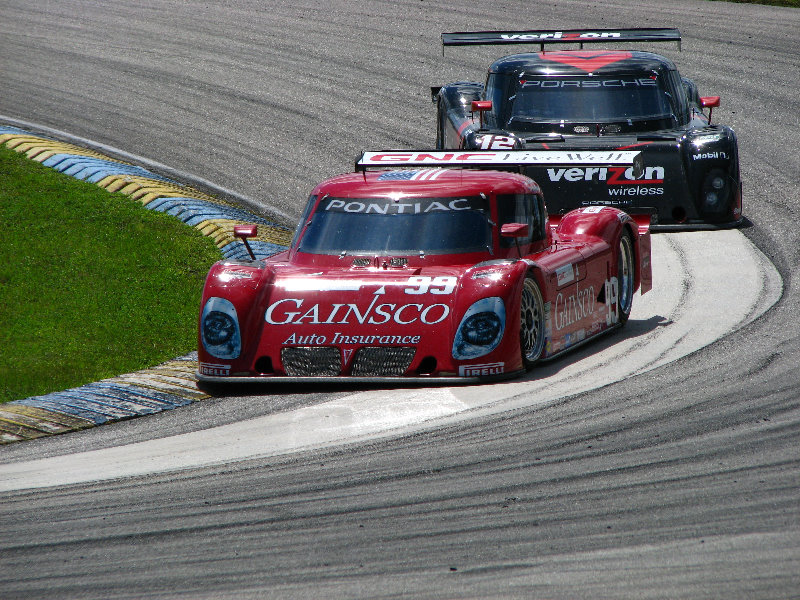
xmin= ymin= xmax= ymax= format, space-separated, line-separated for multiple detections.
xmin=1 ymin=1 xmax=799 ymax=598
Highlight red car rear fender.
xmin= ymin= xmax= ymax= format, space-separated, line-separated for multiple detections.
xmin=555 ymin=207 xmax=651 ymax=296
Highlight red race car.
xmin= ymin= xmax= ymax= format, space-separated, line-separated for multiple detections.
xmin=197 ymin=150 xmax=652 ymax=383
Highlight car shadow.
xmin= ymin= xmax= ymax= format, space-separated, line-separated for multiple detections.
xmin=514 ymin=313 xmax=672 ymax=382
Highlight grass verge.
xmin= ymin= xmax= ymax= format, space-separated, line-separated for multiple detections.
xmin=0 ymin=144 xmax=222 ymax=402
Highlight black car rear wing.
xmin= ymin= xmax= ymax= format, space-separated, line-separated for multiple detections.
xmin=441 ymin=28 xmax=681 ymax=51
xmin=355 ymin=149 xmax=643 ymax=176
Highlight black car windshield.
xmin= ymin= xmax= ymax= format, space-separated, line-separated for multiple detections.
xmin=507 ymin=75 xmax=675 ymax=125
xmin=298 ymin=195 xmax=493 ymax=255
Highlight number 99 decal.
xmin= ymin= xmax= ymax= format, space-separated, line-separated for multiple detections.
xmin=405 ymin=276 xmax=457 ymax=295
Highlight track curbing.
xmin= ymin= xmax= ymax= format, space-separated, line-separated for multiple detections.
xmin=1 ymin=125 xmax=291 ymax=444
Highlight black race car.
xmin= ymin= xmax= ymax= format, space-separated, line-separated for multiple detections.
xmin=433 ymin=28 xmax=742 ymax=229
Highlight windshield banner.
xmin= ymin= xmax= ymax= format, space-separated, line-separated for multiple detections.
xmin=359 ymin=150 xmax=642 ymax=168
xmin=320 ymin=196 xmax=486 ymax=215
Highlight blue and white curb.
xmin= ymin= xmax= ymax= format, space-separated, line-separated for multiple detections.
xmin=0 ymin=125 xmax=292 ymax=443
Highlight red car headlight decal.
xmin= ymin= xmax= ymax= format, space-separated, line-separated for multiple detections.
xmin=452 ymin=297 xmax=506 ymax=360
xmin=201 ymin=297 xmax=242 ymax=360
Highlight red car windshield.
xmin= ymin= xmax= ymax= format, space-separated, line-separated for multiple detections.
xmin=297 ymin=195 xmax=493 ymax=255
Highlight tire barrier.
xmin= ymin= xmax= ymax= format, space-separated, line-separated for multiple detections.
xmin=0 ymin=125 xmax=292 ymax=443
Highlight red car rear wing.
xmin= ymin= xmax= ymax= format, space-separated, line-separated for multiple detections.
xmin=441 ymin=28 xmax=681 ymax=51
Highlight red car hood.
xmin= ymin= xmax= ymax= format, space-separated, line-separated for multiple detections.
xmin=261 ymin=265 xmax=462 ymax=332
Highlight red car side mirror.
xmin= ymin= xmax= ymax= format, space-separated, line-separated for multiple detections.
xmin=471 ymin=100 xmax=493 ymax=128
xmin=700 ymin=96 xmax=720 ymax=124
xmin=501 ymin=223 xmax=529 ymax=257
xmin=234 ymin=224 xmax=258 ymax=260
xmin=234 ymin=224 xmax=258 ymax=239
xmin=501 ymin=222 xmax=529 ymax=238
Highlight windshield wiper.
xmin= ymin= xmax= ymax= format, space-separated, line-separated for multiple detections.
xmin=523 ymin=134 xmax=565 ymax=143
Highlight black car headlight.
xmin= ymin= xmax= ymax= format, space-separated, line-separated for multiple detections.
xmin=201 ymin=297 xmax=242 ymax=359
xmin=701 ymin=168 xmax=731 ymax=214
xmin=452 ymin=297 xmax=506 ymax=360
